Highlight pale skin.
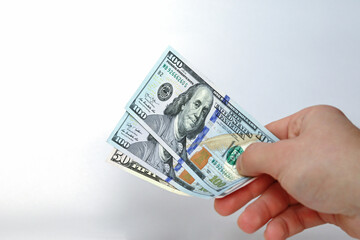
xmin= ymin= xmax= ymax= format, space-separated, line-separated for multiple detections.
xmin=214 ymin=105 xmax=360 ymax=239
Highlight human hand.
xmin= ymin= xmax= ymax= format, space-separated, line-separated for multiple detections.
xmin=214 ymin=105 xmax=360 ymax=239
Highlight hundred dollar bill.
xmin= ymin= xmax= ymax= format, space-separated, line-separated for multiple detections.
xmin=107 ymin=112 xmax=214 ymax=199
xmin=108 ymin=148 xmax=189 ymax=196
xmin=125 ymin=46 xmax=279 ymax=197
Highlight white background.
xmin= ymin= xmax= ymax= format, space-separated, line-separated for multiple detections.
xmin=0 ymin=0 xmax=359 ymax=239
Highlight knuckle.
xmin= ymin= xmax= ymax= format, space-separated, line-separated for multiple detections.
xmin=310 ymin=104 xmax=344 ymax=117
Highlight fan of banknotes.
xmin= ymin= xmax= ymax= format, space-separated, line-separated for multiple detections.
xmin=107 ymin=47 xmax=278 ymax=198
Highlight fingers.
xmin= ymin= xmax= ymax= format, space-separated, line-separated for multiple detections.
xmin=214 ymin=175 xmax=275 ymax=216
xmin=264 ymin=205 xmax=326 ymax=240
xmin=227 ymin=180 xmax=326 ymax=239
xmin=237 ymin=140 xmax=294 ymax=178
xmin=237 ymin=182 xmax=298 ymax=233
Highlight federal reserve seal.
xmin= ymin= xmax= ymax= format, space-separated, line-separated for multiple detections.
xmin=226 ymin=145 xmax=244 ymax=166
xmin=157 ymin=83 xmax=173 ymax=101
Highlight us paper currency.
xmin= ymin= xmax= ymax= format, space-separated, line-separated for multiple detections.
xmin=108 ymin=148 xmax=189 ymax=196
xmin=123 ymin=46 xmax=279 ymax=197
xmin=107 ymin=112 xmax=214 ymax=199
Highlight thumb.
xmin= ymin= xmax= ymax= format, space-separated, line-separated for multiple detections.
xmin=236 ymin=141 xmax=291 ymax=179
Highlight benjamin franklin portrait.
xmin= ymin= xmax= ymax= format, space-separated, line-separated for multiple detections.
xmin=127 ymin=83 xmax=214 ymax=179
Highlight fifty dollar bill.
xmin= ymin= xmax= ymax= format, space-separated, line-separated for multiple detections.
xmin=108 ymin=148 xmax=189 ymax=196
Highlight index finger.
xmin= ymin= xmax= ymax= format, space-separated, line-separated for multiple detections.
xmin=214 ymin=174 xmax=275 ymax=216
